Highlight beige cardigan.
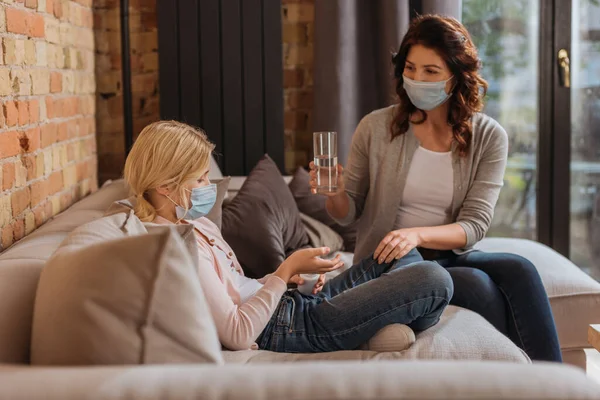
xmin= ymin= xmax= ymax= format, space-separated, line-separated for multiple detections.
xmin=331 ymin=105 xmax=509 ymax=263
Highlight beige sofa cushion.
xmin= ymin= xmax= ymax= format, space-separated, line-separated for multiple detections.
xmin=0 ymin=180 xmax=137 ymax=364
xmin=476 ymin=238 xmax=600 ymax=354
xmin=31 ymin=215 xmax=223 ymax=366
xmin=222 ymin=306 xmax=529 ymax=363
xmin=1 ymin=361 xmax=599 ymax=400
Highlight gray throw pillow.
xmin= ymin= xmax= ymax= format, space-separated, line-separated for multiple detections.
xmin=221 ymin=155 xmax=310 ymax=279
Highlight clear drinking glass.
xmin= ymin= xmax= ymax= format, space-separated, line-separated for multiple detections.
xmin=313 ymin=131 xmax=338 ymax=194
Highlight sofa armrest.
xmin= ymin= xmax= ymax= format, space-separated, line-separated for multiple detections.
xmin=1 ymin=361 xmax=598 ymax=400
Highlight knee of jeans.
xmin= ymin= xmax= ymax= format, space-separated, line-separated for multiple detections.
xmin=413 ymin=262 xmax=454 ymax=301
xmin=500 ymin=253 xmax=540 ymax=280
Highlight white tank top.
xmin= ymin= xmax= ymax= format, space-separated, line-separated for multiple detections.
xmin=394 ymin=146 xmax=454 ymax=229
xmin=213 ymin=245 xmax=264 ymax=303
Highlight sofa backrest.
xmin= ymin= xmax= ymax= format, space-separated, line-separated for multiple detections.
xmin=0 ymin=180 xmax=130 ymax=364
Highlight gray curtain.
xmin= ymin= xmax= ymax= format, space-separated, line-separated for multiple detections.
xmin=313 ymin=0 xmax=462 ymax=164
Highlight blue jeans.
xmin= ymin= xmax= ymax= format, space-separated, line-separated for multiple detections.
xmin=431 ymin=250 xmax=562 ymax=362
xmin=257 ymin=249 xmax=453 ymax=353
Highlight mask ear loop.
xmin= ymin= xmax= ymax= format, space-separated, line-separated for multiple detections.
xmin=165 ymin=194 xmax=188 ymax=224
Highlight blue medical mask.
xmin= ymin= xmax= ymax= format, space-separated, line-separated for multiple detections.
xmin=168 ymin=184 xmax=217 ymax=220
xmin=403 ymin=75 xmax=453 ymax=111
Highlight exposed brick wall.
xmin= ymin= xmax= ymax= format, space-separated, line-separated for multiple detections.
xmin=282 ymin=0 xmax=313 ymax=173
xmin=94 ymin=0 xmax=159 ymax=184
xmin=0 ymin=0 xmax=97 ymax=251
xmin=93 ymin=0 xmax=313 ymax=179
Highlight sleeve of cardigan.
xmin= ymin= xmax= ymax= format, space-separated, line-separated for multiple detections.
xmin=456 ymin=120 xmax=509 ymax=246
xmin=328 ymin=115 xmax=372 ymax=226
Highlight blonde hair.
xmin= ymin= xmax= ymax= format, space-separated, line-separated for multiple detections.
xmin=123 ymin=120 xmax=215 ymax=222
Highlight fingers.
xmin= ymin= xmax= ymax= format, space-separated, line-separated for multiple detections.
xmin=374 ymin=235 xmax=392 ymax=260
xmin=309 ymin=168 xmax=317 ymax=194
xmin=395 ymin=241 xmax=414 ymax=259
xmin=313 ymin=258 xmax=342 ymax=273
xmin=312 ymin=274 xmax=326 ymax=294
xmin=309 ymin=161 xmax=315 ymax=170
xmin=289 ymin=275 xmax=304 ymax=285
xmin=382 ymin=238 xmax=402 ymax=263
xmin=386 ymin=244 xmax=404 ymax=263
xmin=300 ymin=247 xmax=330 ymax=258
xmin=374 ymin=233 xmax=397 ymax=260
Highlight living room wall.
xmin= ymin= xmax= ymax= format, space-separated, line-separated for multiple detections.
xmin=95 ymin=0 xmax=314 ymax=182
xmin=0 ymin=0 xmax=97 ymax=251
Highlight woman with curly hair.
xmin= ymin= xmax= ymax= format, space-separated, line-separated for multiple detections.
xmin=309 ymin=14 xmax=562 ymax=362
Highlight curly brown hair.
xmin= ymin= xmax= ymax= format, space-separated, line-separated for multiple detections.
xmin=391 ymin=14 xmax=488 ymax=156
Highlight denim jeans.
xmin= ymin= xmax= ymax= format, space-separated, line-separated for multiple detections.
xmin=257 ymin=249 xmax=453 ymax=353
xmin=432 ymin=250 xmax=562 ymax=362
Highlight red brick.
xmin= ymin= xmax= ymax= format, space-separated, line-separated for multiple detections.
xmin=30 ymin=180 xmax=49 ymax=206
xmin=23 ymin=154 xmax=35 ymax=180
xmin=67 ymin=119 xmax=79 ymax=139
xmin=46 ymin=0 xmax=54 ymax=15
xmin=284 ymin=69 xmax=304 ymax=88
xmin=4 ymin=102 xmax=19 ymax=127
xmin=6 ymin=8 xmax=29 ymax=35
xmin=67 ymin=97 xmax=79 ymax=117
xmin=20 ymin=127 xmax=40 ymax=153
xmin=45 ymin=97 xmax=55 ymax=118
xmin=48 ymin=171 xmax=63 ymax=194
xmin=17 ymin=101 xmax=29 ymax=126
xmin=11 ymin=188 xmax=30 ymax=217
xmin=1 ymin=225 xmax=13 ymax=250
xmin=53 ymin=0 xmax=62 ymax=18
xmin=44 ymin=199 xmax=53 ymax=218
xmin=12 ymin=219 xmax=25 ymax=241
xmin=50 ymin=72 xmax=62 ymax=93
xmin=2 ymin=163 xmax=15 ymax=191
xmin=0 ymin=131 xmax=22 ymax=158
xmin=76 ymin=160 xmax=86 ymax=180
xmin=41 ymin=123 xmax=58 ymax=147
xmin=57 ymin=121 xmax=68 ymax=141
xmin=287 ymin=91 xmax=313 ymax=109
xmin=29 ymin=100 xmax=39 ymax=123
xmin=284 ymin=111 xmax=308 ymax=131
xmin=25 ymin=0 xmax=38 ymax=8
xmin=29 ymin=14 xmax=45 ymax=37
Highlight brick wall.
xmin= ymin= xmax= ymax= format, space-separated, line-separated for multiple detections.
xmin=282 ymin=0 xmax=314 ymax=173
xmin=0 ymin=0 xmax=97 ymax=251
xmin=93 ymin=0 xmax=313 ymax=180
xmin=94 ymin=0 xmax=159 ymax=184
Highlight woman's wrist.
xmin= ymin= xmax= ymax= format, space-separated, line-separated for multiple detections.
xmin=273 ymin=262 xmax=294 ymax=283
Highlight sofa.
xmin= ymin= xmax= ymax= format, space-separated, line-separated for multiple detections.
xmin=0 ymin=168 xmax=599 ymax=398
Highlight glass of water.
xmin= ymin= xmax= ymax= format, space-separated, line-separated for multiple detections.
xmin=313 ymin=131 xmax=338 ymax=194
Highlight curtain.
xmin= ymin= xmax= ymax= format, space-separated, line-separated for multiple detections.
xmin=313 ymin=0 xmax=462 ymax=164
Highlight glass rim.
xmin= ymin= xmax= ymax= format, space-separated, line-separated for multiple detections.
xmin=313 ymin=131 xmax=338 ymax=135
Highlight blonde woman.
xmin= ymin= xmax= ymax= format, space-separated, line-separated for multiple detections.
xmin=123 ymin=120 xmax=453 ymax=353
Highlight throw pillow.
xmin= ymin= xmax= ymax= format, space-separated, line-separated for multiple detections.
xmin=288 ymin=167 xmax=358 ymax=251
xmin=221 ymin=155 xmax=310 ymax=278
xmin=30 ymin=216 xmax=224 ymax=366
xmin=300 ymin=213 xmax=344 ymax=253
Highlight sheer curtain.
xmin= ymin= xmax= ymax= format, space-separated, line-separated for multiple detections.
xmin=313 ymin=0 xmax=462 ymax=163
